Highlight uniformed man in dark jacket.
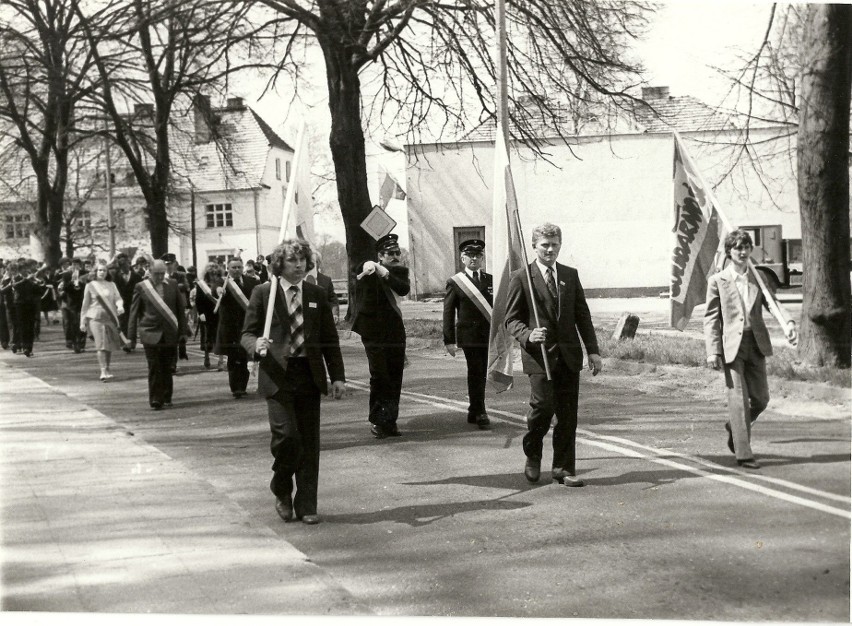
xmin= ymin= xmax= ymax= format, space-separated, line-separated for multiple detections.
xmin=215 ymin=257 xmax=259 ymax=398
xmin=443 ymin=239 xmax=493 ymax=429
xmin=351 ymin=233 xmax=410 ymax=438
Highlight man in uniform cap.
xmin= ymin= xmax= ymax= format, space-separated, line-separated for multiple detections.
xmin=351 ymin=233 xmax=410 ymax=438
xmin=443 ymin=239 xmax=493 ymax=429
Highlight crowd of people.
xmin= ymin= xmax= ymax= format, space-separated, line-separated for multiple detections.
xmin=1 ymin=223 xmax=797 ymax=524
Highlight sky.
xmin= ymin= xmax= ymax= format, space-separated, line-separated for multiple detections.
xmin=241 ymin=0 xmax=782 ymax=243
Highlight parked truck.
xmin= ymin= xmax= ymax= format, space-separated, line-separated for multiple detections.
xmin=739 ymin=224 xmax=803 ymax=289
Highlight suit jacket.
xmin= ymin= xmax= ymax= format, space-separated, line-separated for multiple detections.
xmin=703 ymin=265 xmax=791 ymax=363
xmin=128 ymin=279 xmax=187 ymax=346
xmin=110 ymin=268 xmax=142 ymax=311
xmin=505 ymin=262 xmax=599 ymax=374
xmin=241 ymin=280 xmax=345 ymax=398
xmin=61 ymin=270 xmax=89 ymax=310
xmin=443 ymin=270 xmax=493 ymax=347
xmin=350 ymin=263 xmax=410 ymax=343
xmin=316 ymin=272 xmax=339 ymax=308
xmin=216 ymin=275 xmax=259 ymax=350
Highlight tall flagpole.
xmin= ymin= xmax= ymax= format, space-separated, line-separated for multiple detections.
xmin=495 ymin=0 xmax=551 ymax=379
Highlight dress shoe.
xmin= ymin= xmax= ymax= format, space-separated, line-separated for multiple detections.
xmin=150 ymin=401 xmax=163 ymax=410
xmin=524 ymin=458 xmax=541 ymax=483
xmin=233 ymin=391 xmax=246 ymax=399
xmin=370 ymin=423 xmax=388 ymax=439
xmin=476 ymin=414 xmax=490 ymax=430
xmin=552 ymin=468 xmax=585 ymax=487
xmin=725 ymin=422 xmax=735 ymax=454
xmin=467 ymin=415 xmax=478 ymax=424
xmin=163 ymin=401 xmax=173 ymax=408
xmin=737 ymin=458 xmax=761 ymax=469
xmin=301 ymin=514 xmax=320 ymax=525
xmin=275 ymin=495 xmax=294 ymax=522
xmin=203 ymin=355 xmax=211 ymax=369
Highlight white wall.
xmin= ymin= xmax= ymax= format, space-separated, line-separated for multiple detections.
xmin=406 ymin=128 xmax=804 ymax=297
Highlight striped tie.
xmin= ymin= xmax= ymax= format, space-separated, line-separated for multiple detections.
xmin=288 ymin=285 xmax=304 ymax=357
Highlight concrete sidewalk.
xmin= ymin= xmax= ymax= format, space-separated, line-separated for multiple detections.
xmin=0 ymin=363 xmax=369 ymax=615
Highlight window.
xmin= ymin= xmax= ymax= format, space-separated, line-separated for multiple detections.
xmin=285 ymin=160 xmax=291 ymax=182
xmin=205 ymin=203 xmax=233 ymax=228
xmin=76 ymin=210 xmax=92 ymax=231
xmin=208 ymin=252 xmax=237 ymax=265
xmin=113 ymin=208 xmax=126 ymax=231
xmin=5 ymin=214 xmax=31 ymax=240
xmin=275 ymin=158 xmax=281 ymax=180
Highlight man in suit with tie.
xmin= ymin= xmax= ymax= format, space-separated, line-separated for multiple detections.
xmin=109 ymin=252 xmax=141 ymax=338
xmin=128 ymin=260 xmax=188 ymax=410
xmin=443 ymin=239 xmax=493 ymax=429
xmin=704 ymin=229 xmax=797 ymax=469
xmin=506 ymin=222 xmax=602 ymax=488
xmin=242 ymin=239 xmax=346 ymax=526
xmin=351 ymin=233 xmax=411 ymax=439
xmin=216 ymin=257 xmax=259 ymax=398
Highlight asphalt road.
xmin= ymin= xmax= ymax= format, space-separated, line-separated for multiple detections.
xmin=3 ymin=314 xmax=848 ymax=620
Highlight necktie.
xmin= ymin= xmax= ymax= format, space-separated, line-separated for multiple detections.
xmin=288 ymin=285 xmax=304 ymax=357
xmin=545 ymin=267 xmax=558 ymax=310
xmin=472 ymin=271 xmax=480 ymax=286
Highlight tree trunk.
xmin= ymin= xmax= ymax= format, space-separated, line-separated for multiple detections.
xmin=796 ymin=3 xmax=852 ymax=368
xmin=148 ymin=192 xmax=170 ymax=259
xmin=322 ymin=47 xmax=380 ymax=318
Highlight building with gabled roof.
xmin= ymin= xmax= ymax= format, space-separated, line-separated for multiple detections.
xmin=403 ymin=86 xmax=802 ymax=298
xmin=0 ymin=97 xmax=300 ymax=268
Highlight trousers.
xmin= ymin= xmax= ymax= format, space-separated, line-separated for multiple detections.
xmin=723 ymin=330 xmax=769 ymax=461
xmin=523 ymin=359 xmax=581 ymax=473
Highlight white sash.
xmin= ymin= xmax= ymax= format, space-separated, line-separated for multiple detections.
xmin=196 ymin=278 xmax=215 ymax=300
xmin=225 ymin=278 xmax=250 ymax=310
xmin=90 ymin=282 xmax=121 ymax=327
xmin=450 ymin=272 xmax=492 ymax=322
xmin=140 ymin=280 xmax=179 ymax=332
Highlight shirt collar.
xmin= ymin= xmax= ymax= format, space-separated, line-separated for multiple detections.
xmin=535 ymin=259 xmax=555 ymax=278
xmin=279 ymin=276 xmax=303 ymax=291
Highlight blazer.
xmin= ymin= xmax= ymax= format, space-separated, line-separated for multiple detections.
xmin=110 ymin=268 xmax=142 ymax=311
xmin=350 ymin=263 xmax=410 ymax=343
xmin=216 ymin=275 xmax=259 ymax=350
xmin=443 ymin=270 xmax=493 ymax=347
xmin=241 ymin=280 xmax=345 ymax=398
xmin=128 ymin=279 xmax=187 ymax=346
xmin=61 ymin=270 xmax=89 ymax=310
xmin=703 ymin=265 xmax=791 ymax=363
xmin=505 ymin=262 xmax=599 ymax=374
xmin=316 ymin=271 xmax=339 ymax=308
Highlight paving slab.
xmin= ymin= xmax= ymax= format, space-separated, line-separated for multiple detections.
xmin=0 ymin=364 xmax=370 ymax=616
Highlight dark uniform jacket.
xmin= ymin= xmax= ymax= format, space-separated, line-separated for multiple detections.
xmin=505 ymin=262 xmax=598 ymax=374
xmin=443 ymin=270 xmax=493 ymax=348
xmin=60 ymin=270 xmax=88 ymax=311
xmin=350 ymin=263 xmax=410 ymax=343
xmin=241 ymin=280 xmax=345 ymax=398
xmin=110 ymin=268 xmax=142 ymax=313
xmin=128 ymin=280 xmax=187 ymax=346
xmin=215 ymin=275 xmax=259 ymax=351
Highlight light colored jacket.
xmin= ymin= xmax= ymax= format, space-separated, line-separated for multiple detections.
xmin=703 ymin=265 xmax=791 ymax=363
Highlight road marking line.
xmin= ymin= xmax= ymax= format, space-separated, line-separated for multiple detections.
xmin=347 ymin=380 xmax=851 ymax=519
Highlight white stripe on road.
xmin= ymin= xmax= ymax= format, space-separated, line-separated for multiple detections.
xmin=347 ymin=380 xmax=851 ymax=520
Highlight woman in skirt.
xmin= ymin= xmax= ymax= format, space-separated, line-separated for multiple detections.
xmin=80 ymin=262 xmax=125 ymax=381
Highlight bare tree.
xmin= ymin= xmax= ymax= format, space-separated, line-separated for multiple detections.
xmin=0 ymin=0 xmax=97 ymax=266
xmin=796 ymin=3 xmax=851 ymax=368
xmin=713 ymin=4 xmax=851 ymax=368
xmin=254 ymin=0 xmax=651 ymax=307
xmin=74 ymin=0 xmax=273 ymax=257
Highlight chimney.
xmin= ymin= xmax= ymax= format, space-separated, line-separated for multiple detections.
xmin=226 ymin=96 xmax=245 ymax=110
xmin=642 ymin=86 xmax=670 ymax=100
xmin=193 ymin=94 xmax=212 ymax=144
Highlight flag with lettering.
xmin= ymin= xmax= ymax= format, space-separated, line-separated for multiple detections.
xmin=486 ymin=127 xmax=526 ymax=392
xmin=670 ymin=133 xmax=726 ymax=330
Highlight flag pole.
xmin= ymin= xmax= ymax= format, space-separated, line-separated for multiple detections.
xmin=278 ymin=118 xmax=307 ymax=242
xmin=673 ymin=132 xmax=789 ymax=330
xmin=495 ymin=0 xmax=551 ymax=379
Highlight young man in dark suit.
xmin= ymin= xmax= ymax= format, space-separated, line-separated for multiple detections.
xmin=351 ymin=233 xmax=410 ymax=439
xmin=242 ymin=239 xmax=346 ymax=526
xmin=505 ymin=223 xmax=602 ymax=488
xmin=109 ymin=251 xmax=141 ymax=337
xmin=443 ymin=239 xmax=493 ymax=429
xmin=128 ymin=260 xmax=188 ymax=410
xmin=215 ymin=257 xmax=259 ymax=398
xmin=60 ymin=258 xmax=88 ymax=352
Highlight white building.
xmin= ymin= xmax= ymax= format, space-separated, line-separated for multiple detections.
xmin=404 ymin=87 xmax=805 ymax=298
xmin=0 ymin=97 xmax=303 ymax=268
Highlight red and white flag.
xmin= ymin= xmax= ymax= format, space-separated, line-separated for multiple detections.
xmin=670 ymin=133 xmax=726 ymax=330
xmin=486 ymin=127 xmax=526 ymax=392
